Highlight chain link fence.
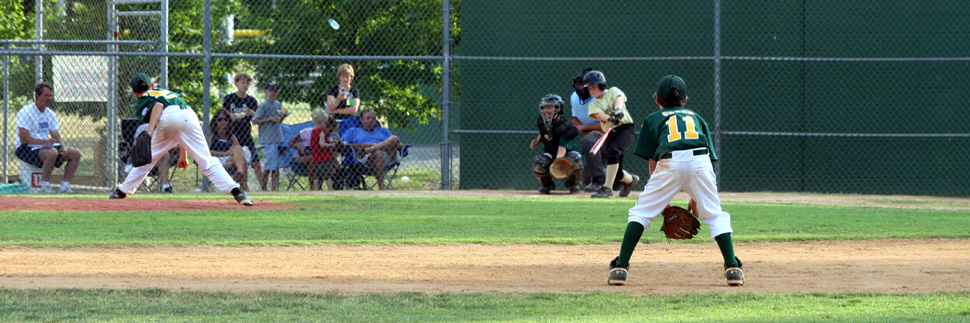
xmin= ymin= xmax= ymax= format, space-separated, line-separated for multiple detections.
xmin=3 ymin=0 xmax=970 ymax=196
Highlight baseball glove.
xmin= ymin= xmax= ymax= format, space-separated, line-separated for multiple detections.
xmin=660 ymin=204 xmax=701 ymax=240
xmin=549 ymin=157 xmax=574 ymax=179
xmin=130 ymin=132 xmax=153 ymax=167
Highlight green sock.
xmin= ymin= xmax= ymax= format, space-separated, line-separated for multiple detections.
xmin=714 ymin=233 xmax=738 ymax=267
xmin=617 ymin=222 xmax=645 ymax=267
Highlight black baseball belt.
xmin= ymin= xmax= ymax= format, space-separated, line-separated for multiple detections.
xmin=660 ymin=148 xmax=708 ymax=160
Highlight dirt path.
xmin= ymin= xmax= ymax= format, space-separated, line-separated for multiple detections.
xmin=2 ymin=239 xmax=968 ymax=295
xmin=2 ymin=191 xmax=969 ymax=294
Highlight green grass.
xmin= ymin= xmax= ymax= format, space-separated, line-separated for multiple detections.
xmin=1 ymin=195 xmax=968 ymax=247
xmin=3 ymin=195 xmax=969 ymax=321
xmin=0 ymin=289 xmax=968 ymax=322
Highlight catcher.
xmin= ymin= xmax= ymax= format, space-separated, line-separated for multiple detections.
xmin=607 ymin=75 xmax=743 ymax=287
xmin=529 ymin=94 xmax=583 ymax=194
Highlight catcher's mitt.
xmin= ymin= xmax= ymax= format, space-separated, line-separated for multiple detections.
xmin=660 ymin=204 xmax=701 ymax=240
xmin=130 ymin=132 xmax=153 ymax=167
xmin=549 ymin=157 xmax=575 ymax=179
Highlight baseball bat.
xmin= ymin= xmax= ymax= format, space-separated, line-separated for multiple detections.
xmin=590 ymin=126 xmax=612 ymax=155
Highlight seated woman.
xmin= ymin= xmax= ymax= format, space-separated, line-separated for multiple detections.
xmin=209 ymin=109 xmax=250 ymax=188
xmin=289 ymin=109 xmax=341 ymax=190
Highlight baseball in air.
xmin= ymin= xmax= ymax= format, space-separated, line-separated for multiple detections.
xmin=400 ymin=176 xmax=410 ymax=184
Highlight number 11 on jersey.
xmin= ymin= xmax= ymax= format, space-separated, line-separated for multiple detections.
xmin=666 ymin=115 xmax=698 ymax=142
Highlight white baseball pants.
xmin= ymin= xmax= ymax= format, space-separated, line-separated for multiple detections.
xmin=627 ymin=148 xmax=733 ymax=239
xmin=119 ymin=106 xmax=239 ymax=194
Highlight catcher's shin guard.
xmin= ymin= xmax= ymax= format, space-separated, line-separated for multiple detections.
xmin=533 ymin=153 xmax=555 ymax=193
xmin=535 ymin=173 xmax=555 ymax=193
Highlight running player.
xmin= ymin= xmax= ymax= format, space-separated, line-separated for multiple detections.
xmin=109 ymin=73 xmax=253 ymax=206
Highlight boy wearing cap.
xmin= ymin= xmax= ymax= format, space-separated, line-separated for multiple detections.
xmin=110 ymin=73 xmax=253 ymax=205
xmin=606 ymin=75 xmax=743 ymax=287
xmin=252 ymin=80 xmax=289 ymax=191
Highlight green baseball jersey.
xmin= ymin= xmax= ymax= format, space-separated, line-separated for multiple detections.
xmin=633 ymin=107 xmax=718 ymax=161
xmin=134 ymin=88 xmax=191 ymax=123
xmin=587 ymin=87 xmax=634 ymax=132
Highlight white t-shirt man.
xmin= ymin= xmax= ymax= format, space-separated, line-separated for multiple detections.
xmin=15 ymin=102 xmax=61 ymax=150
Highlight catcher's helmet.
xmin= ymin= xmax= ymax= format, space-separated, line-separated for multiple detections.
xmin=539 ymin=94 xmax=565 ymax=116
xmin=583 ymin=70 xmax=606 ymax=88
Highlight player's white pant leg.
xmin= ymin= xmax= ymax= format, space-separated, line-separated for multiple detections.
xmin=118 ymin=116 xmax=179 ymax=194
xmin=627 ymin=160 xmax=683 ymax=228
xmin=169 ymin=108 xmax=239 ymax=193
xmin=682 ymin=155 xmax=733 ymax=238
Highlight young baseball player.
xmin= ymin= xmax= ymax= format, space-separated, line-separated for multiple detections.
xmin=607 ymin=75 xmax=742 ymax=286
xmin=584 ymin=70 xmax=639 ymax=198
xmin=252 ymin=80 xmax=289 ymax=191
xmin=529 ymin=94 xmax=582 ymax=194
xmin=110 ymin=73 xmax=253 ymax=206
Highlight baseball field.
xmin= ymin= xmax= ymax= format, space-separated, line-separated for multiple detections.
xmin=1 ymin=190 xmax=969 ymax=322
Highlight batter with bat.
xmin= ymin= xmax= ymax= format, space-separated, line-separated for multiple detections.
xmin=584 ymin=70 xmax=639 ymax=198
xmin=529 ymin=94 xmax=583 ymax=194
xmin=109 ymin=73 xmax=253 ymax=206
xmin=607 ymin=75 xmax=743 ymax=286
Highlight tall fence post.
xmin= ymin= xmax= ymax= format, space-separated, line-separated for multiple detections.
xmin=34 ymin=0 xmax=43 ymax=85
xmin=712 ymin=0 xmax=723 ymax=177
xmin=200 ymin=0 xmax=213 ymax=191
xmin=2 ymin=44 xmax=8 ymax=184
xmin=160 ymin=0 xmax=168 ymax=88
xmin=440 ymin=0 xmax=452 ymax=189
xmin=106 ymin=2 xmax=119 ymax=186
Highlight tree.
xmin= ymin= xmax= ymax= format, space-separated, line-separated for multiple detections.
xmin=232 ymin=0 xmax=455 ymax=129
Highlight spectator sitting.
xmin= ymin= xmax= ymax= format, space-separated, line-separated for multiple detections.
xmin=291 ymin=108 xmax=341 ymax=190
xmin=210 ymin=109 xmax=250 ymax=186
xmin=310 ymin=109 xmax=343 ymax=190
xmin=341 ymin=108 xmax=402 ymax=190
xmin=14 ymin=82 xmax=83 ymax=193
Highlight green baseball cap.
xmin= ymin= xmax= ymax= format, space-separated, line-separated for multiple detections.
xmin=129 ymin=73 xmax=152 ymax=89
xmin=656 ymin=75 xmax=687 ymax=101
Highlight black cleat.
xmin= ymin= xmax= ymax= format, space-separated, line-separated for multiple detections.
xmin=568 ymin=185 xmax=582 ymax=194
xmin=618 ymin=174 xmax=639 ymax=197
xmin=109 ymin=188 xmax=127 ymax=199
xmin=591 ymin=187 xmax=614 ymax=198
xmin=232 ymin=188 xmax=253 ymax=206
xmin=608 ymin=257 xmax=628 ymax=286
xmin=725 ymin=257 xmax=745 ymax=286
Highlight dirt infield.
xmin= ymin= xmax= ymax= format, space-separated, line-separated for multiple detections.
xmin=1 ymin=191 xmax=969 ymax=295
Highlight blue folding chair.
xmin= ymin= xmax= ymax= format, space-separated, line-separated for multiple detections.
xmin=280 ymin=121 xmax=315 ymax=190
xmin=333 ymin=116 xmax=410 ymax=190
